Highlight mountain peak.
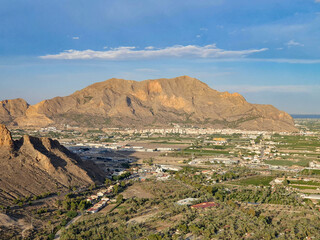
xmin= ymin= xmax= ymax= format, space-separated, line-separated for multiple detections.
xmin=0 ymin=76 xmax=297 ymax=132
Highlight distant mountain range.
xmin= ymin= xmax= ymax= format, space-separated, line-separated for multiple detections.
xmin=0 ymin=124 xmax=104 ymax=205
xmin=0 ymin=76 xmax=297 ymax=132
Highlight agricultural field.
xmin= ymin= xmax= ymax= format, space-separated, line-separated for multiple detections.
xmin=231 ymin=176 xmax=275 ymax=186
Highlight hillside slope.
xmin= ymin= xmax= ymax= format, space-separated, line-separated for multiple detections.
xmin=0 ymin=124 xmax=104 ymax=205
xmin=0 ymin=98 xmax=29 ymax=125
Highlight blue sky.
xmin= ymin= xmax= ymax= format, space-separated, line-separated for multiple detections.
xmin=1 ymin=0 xmax=320 ymax=114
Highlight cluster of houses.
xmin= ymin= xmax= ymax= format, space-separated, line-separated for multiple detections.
xmin=309 ymin=161 xmax=320 ymax=169
xmin=132 ymin=164 xmax=181 ymax=181
xmin=126 ymin=127 xmax=291 ymax=136
xmin=86 ymin=186 xmax=114 ymax=214
xmin=204 ymin=138 xmax=228 ymax=145
xmin=189 ymin=157 xmax=240 ymax=166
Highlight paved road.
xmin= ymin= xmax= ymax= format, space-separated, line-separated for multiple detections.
xmin=54 ymin=213 xmax=82 ymax=240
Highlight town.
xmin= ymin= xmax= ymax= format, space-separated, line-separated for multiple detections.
xmin=2 ymin=118 xmax=320 ymax=239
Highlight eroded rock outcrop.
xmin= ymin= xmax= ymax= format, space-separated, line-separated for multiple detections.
xmin=0 ymin=125 xmax=104 ymax=204
xmin=0 ymin=124 xmax=14 ymax=149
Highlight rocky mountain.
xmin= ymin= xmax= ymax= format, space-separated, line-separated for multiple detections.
xmin=0 ymin=124 xmax=104 ymax=204
xmin=0 ymin=98 xmax=29 ymax=125
xmin=1 ymin=76 xmax=297 ymax=131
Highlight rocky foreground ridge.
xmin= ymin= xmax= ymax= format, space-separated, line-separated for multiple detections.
xmin=0 ymin=124 xmax=104 ymax=204
xmin=0 ymin=76 xmax=297 ymax=132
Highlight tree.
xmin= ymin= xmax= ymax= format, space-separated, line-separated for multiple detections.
xmin=62 ymin=201 xmax=70 ymax=210
xmin=143 ymin=158 xmax=154 ymax=166
xmin=78 ymin=201 xmax=86 ymax=211
xmin=148 ymin=234 xmax=163 ymax=240
xmin=70 ymin=202 xmax=77 ymax=211
xmin=116 ymin=194 xmax=123 ymax=203
xmin=113 ymin=185 xmax=119 ymax=194
xmin=283 ymin=179 xmax=290 ymax=186
xmin=105 ymin=178 xmax=112 ymax=187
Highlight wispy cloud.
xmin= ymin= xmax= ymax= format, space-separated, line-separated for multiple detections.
xmin=72 ymin=36 xmax=80 ymax=40
xmin=286 ymin=40 xmax=304 ymax=47
xmin=315 ymin=0 xmax=320 ymax=3
xmin=40 ymin=44 xmax=268 ymax=60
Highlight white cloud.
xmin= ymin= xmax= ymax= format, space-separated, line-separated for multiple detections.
xmin=196 ymin=35 xmax=201 ymax=38
xmin=40 ymin=44 xmax=268 ymax=60
xmin=286 ymin=40 xmax=304 ymax=47
xmin=145 ymin=46 xmax=154 ymax=50
xmin=72 ymin=36 xmax=80 ymax=40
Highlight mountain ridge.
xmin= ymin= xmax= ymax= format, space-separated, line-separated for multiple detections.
xmin=0 ymin=76 xmax=297 ymax=132
xmin=0 ymin=124 xmax=104 ymax=204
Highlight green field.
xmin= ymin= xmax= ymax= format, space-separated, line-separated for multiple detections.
xmin=300 ymin=169 xmax=320 ymax=175
xmin=265 ymin=159 xmax=310 ymax=167
xmin=290 ymin=185 xmax=318 ymax=190
xmin=289 ymin=180 xmax=320 ymax=186
xmin=232 ymin=176 xmax=274 ymax=186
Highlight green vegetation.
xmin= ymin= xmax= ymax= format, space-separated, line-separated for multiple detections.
xmin=13 ymin=192 xmax=54 ymax=206
xmin=232 ymin=176 xmax=274 ymax=186
xmin=289 ymin=180 xmax=320 ymax=186
xmin=5 ymin=119 xmax=320 ymax=239
xmin=57 ymin=193 xmax=91 ymax=211
xmin=59 ymin=179 xmax=318 ymax=240
xmin=226 ymin=186 xmax=301 ymax=205
xmin=112 ymin=172 xmax=131 ymax=181
xmin=265 ymin=159 xmax=310 ymax=167
xmin=301 ymin=169 xmax=320 ymax=175
xmin=290 ymin=185 xmax=318 ymax=190
xmin=143 ymin=158 xmax=154 ymax=166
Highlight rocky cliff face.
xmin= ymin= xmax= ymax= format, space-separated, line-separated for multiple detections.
xmin=0 ymin=76 xmax=297 ymax=132
xmin=0 ymin=124 xmax=104 ymax=204
xmin=0 ymin=124 xmax=14 ymax=149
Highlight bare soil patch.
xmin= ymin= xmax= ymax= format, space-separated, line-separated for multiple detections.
xmin=127 ymin=209 xmax=159 ymax=224
xmin=122 ymin=183 xmax=154 ymax=199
